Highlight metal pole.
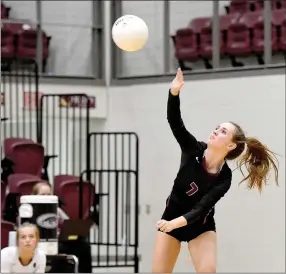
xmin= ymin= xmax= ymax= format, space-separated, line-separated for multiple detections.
xmin=264 ymin=0 xmax=272 ymax=65
xmin=36 ymin=0 xmax=43 ymax=74
xmin=110 ymin=0 xmax=122 ymax=79
xmin=163 ymin=0 xmax=170 ymax=74
xmin=92 ymin=0 xmax=104 ymax=79
xmin=212 ymin=0 xmax=220 ymax=68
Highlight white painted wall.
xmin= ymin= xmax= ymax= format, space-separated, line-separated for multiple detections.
xmin=103 ymin=74 xmax=285 ymax=272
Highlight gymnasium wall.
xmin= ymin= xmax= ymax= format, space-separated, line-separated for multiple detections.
xmin=2 ymin=69 xmax=285 ymax=271
xmin=22 ymin=73 xmax=284 ymax=272
xmin=103 ymin=74 xmax=285 ymax=272
xmin=120 ymin=0 xmax=230 ymax=77
xmin=5 ymin=1 xmax=233 ymax=77
xmin=6 ymin=1 xmax=94 ymax=77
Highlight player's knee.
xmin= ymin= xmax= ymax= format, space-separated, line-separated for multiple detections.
xmin=195 ymin=263 xmax=216 ymax=273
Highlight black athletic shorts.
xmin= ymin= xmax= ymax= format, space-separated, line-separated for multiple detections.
xmin=159 ymin=205 xmax=216 ymax=242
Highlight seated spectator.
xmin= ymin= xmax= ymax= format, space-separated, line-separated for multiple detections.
xmin=1 ymin=223 xmax=46 ymax=273
xmin=32 ymin=181 xmax=92 ymax=273
xmin=32 ymin=181 xmax=69 ymax=226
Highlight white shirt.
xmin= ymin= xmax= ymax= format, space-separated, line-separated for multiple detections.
xmin=1 ymin=246 xmax=46 ymax=273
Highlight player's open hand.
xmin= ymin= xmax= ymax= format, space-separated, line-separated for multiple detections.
xmin=156 ymin=219 xmax=176 ymax=233
xmin=170 ymin=68 xmax=184 ymax=96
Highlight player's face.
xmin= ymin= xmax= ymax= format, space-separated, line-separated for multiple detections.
xmin=207 ymin=122 xmax=237 ymax=152
xmin=18 ymin=227 xmax=38 ymax=251
xmin=37 ymin=184 xmax=52 ymax=195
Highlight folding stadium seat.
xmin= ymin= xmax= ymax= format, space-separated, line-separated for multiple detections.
xmin=190 ymin=17 xmax=212 ymax=35
xmin=226 ymin=20 xmax=252 ymax=56
xmin=225 ymin=11 xmax=263 ymax=57
xmin=272 ymin=8 xmax=286 ymax=27
xmin=199 ymin=14 xmax=241 ymax=59
xmin=249 ymin=11 xmax=280 ymax=54
xmin=256 ymin=0 xmax=285 ymax=10
xmin=1 ymin=220 xmax=15 ymax=249
xmin=54 ymin=175 xmax=95 ymax=220
xmin=3 ymin=22 xmax=28 ymax=35
xmin=281 ymin=0 xmax=286 ymax=8
xmin=221 ymin=13 xmax=241 ymax=48
xmin=189 ymin=17 xmax=212 ymax=64
xmin=241 ymin=10 xmax=264 ymax=29
xmin=17 ymin=28 xmax=50 ymax=71
xmin=279 ymin=20 xmax=286 ymax=51
xmin=251 ymin=0 xmax=264 ymax=11
xmin=173 ymin=28 xmax=199 ymax=62
xmin=1 ymin=2 xmax=10 ymax=19
xmin=17 ymin=29 xmax=50 ymax=59
xmin=1 ymin=181 xmax=7 ymax=213
xmin=1 ymin=23 xmax=15 ymax=59
xmin=272 ymin=8 xmax=286 ymax=51
xmin=252 ymin=22 xmax=279 ymax=54
xmin=54 ymin=175 xmax=75 ymax=195
xmin=3 ymin=138 xmax=45 ymax=177
xmin=4 ymin=173 xmax=42 ymax=224
xmin=8 ymin=173 xmax=41 ymax=195
xmin=228 ymin=0 xmax=251 ymax=14
xmin=198 ymin=26 xmax=213 ymax=58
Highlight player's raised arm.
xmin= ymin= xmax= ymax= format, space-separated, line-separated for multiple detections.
xmin=167 ymin=68 xmax=199 ymax=152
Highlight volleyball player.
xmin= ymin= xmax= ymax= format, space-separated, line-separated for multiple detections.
xmin=152 ymin=68 xmax=279 ymax=273
xmin=1 ymin=223 xmax=46 ymax=273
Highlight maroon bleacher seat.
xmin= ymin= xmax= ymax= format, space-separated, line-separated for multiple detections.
xmin=272 ymin=8 xmax=286 ymax=26
xmin=226 ymin=21 xmax=251 ymax=56
xmin=279 ymin=20 xmax=286 ymax=51
xmin=4 ymin=138 xmax=44 ymax=176
xmin=198 ymin=25 xmax=213 ymax=58
xmin=1 ymin=2 xmax=10 ymax=19
xmin=2 ymin=22 xmax=28 ymax=35
xmin=8 ymin=174 xmax=41 ymax=195
xmin=54 ymin=175 xmax=75 ymax=195
xmin=240 ymin=10 xmax=264 ymax=28
xmin=1 ymin=220 xmax=15 ymax=249
xmin=198 ymin=14 xmax=241 ymax=59
xmin=173 ymin=28 xmax=199 ymax=62
xmin=1 ymin=23 xmax=15 ymax=59
xmin=190 ymin=17 xmax=212 ymax=34
xmin=255 ymin=0 xmax=285 ymax=10
xmin=246 ymin=11 xmax=280 ymax=54
xmin=1 ymin=181 xmax=7 ymax=213
xmin=272 ymin=8 xmax=286 ymax=51
xmin=281 ymin=0 xmax=286 ymax=9
xmin=54 ymin=175 xmax=95 ymax=219
xmin=225 ymin=11 xmax=263 ymax=56
xmin=253 ymin=22 xmax=279 ymax=54
xmin=17 ymin=28 xmax=49 ymax=61
xmin=189 ymin=17 xmax=212 ymax=59
xmin=228 ymin=0 xmax=251 ymax=14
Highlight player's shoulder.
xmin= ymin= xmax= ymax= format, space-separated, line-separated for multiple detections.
xmin=220 ymin=162 xmax=232 ymax=182
xmin=1 ymin=246 xmax=17 ymax=256
xmin=37 ymin=247 xmax=46 ymax=256
xmin=35 ymin=248 xmax=46 ymax=258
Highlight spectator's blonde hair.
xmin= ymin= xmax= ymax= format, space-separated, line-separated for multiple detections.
xmin=32 ymin=181 xmax=51 ymax=195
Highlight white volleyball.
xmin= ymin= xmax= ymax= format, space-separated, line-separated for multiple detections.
xmin=112 ymin=15 xmax=148 ymax=52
